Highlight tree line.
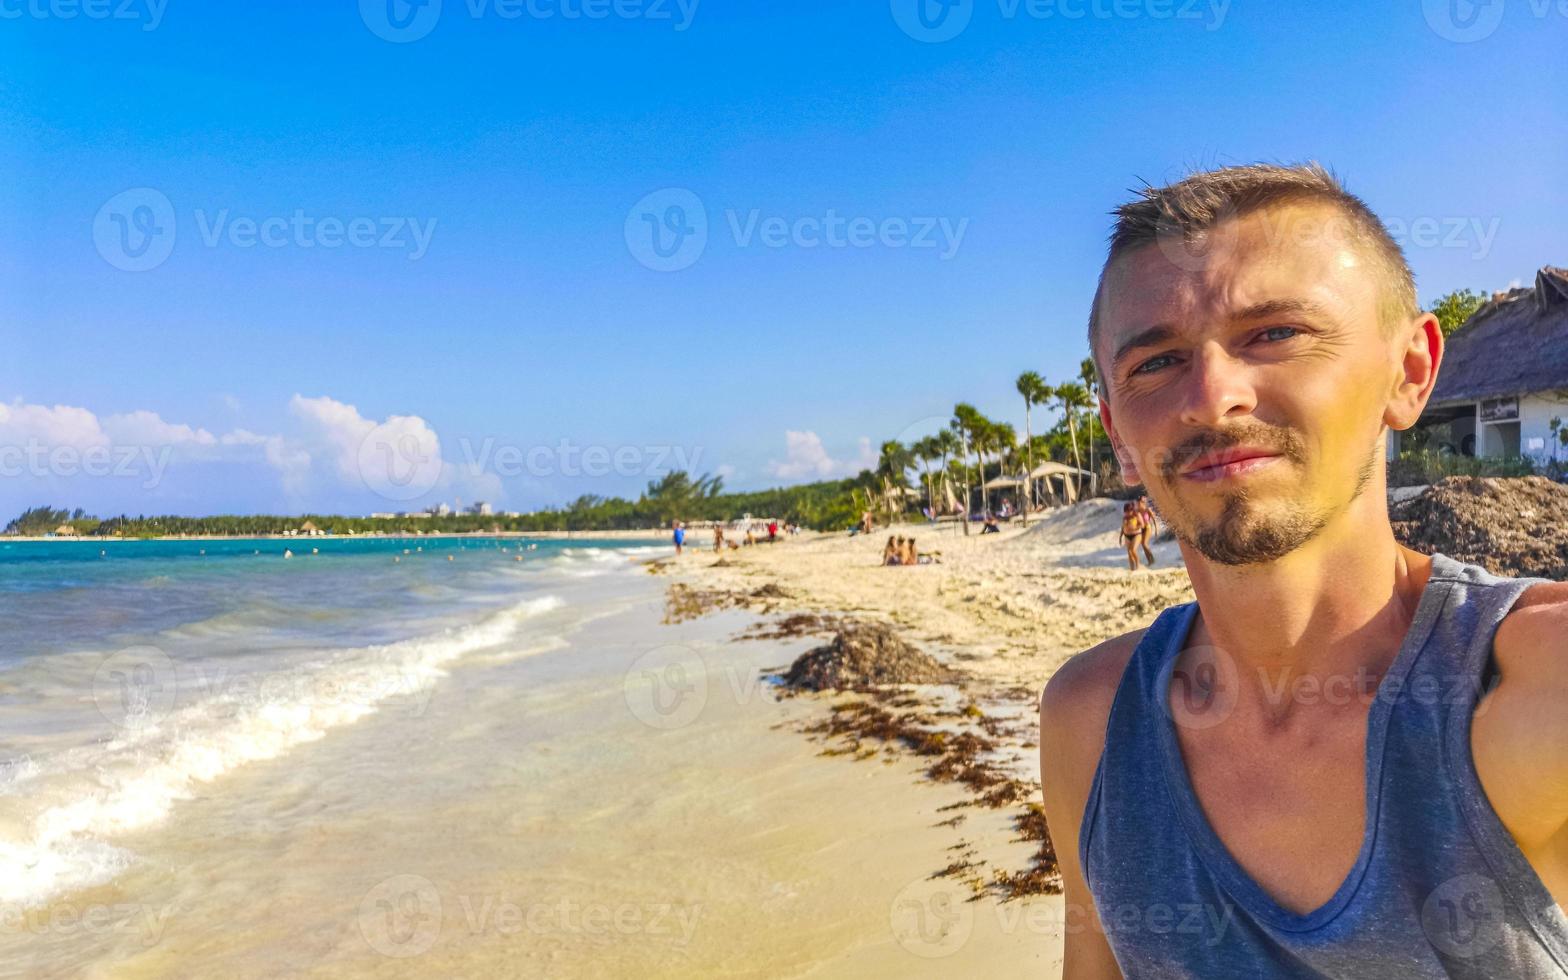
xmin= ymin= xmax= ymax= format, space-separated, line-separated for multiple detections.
xmin=5 ymin=361 xmax=1111 ymax=537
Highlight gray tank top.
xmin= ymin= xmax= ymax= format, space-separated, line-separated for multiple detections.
xmin=1081 ymin=552 xmax=1568 ymax=978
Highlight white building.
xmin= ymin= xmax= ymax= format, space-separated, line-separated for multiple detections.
xmin=1388 ymin=266 xmax=1568 ymax=465
xmin=469 ymin=501 xmax=493 ymax=516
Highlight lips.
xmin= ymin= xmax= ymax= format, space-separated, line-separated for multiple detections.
xmin=1180 ymin=447 xmax=1284 ymax=482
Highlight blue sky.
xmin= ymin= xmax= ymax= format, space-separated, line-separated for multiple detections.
xmin=2 ymin=0 xmax=1564 ymax=516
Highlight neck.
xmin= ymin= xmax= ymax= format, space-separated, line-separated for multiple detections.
xmin=1178 ymin=483 xmax=1433 ymax=699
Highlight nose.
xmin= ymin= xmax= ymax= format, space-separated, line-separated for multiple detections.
xmin=1178 ymin=343 xmax=1257 ymax=428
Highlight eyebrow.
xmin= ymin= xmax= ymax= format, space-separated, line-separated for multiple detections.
xmin=1109 ymin=299 xmax=1335 ymax=370
xmin=1110 ymin=324 xmax=1179 ymax=369
xmin=1232 ymin=298 xmax=1333 ymax=322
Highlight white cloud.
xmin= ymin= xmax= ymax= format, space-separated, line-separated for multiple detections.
xmin=289 ymin=394 xmax=381 ymax=483
xmin=103 ymin=410 xmax=216 ymax=448
xmin=0 ymin=400 xmax=108 ymax=449
xmin=767 ymin=430 xmax=876 ymax=481
xmin=0 ymin=395 xmax=501 ymax=514
xmin=286 ymin=394 xmax=496 ymax=505
xmin=222 ymin=429 xmax=312 ymax=496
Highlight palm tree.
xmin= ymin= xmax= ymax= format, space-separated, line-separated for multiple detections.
xmin=1016 ymin=371 xmax=1048 ymax=519
xmin=971 ymin=417 xmax=997 ymax=510
xmin=935 ymin=428 xmax=961 ymax=520
xmin=993 ymin=422 xmax=1017 ymax=472
xmin=991 ymin=421 xmax=1018 ymax=517
xmin=1079 ymin=357 xmax=1099 ymax=496
xmin=1054 ymin=382 xmax=1093 ymax=499
xmin=877 ymin=440 xmax=914 ymax=522
xmin=911 ymin=435 xmax=940 ymax=518
xmin=951 ymin=404 xmax=986 ymax=534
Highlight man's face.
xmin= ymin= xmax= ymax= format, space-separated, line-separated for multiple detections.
xmin=1095 ymin=203 xmax=1397 ymax=566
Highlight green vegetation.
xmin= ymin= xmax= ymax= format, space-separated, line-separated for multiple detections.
xmin=1386 ymin=449 xmax=1537 ymax=487
xmin=1429 ymin=287 xmax=1488 ymax=338
xmin=3 ymin=506 xmax=99 ymax=536
xmin=3 ymin=473 xmax=869 ymax=537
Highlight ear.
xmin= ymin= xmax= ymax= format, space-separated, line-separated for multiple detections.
xmin=1100 ymin=396 xmax=1144 ymax=485
xmin=1386 ymin=313 xmax=1444 ymax=431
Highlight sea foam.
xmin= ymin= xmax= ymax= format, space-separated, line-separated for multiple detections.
xmin=0 ymin=594 xmax=563 ymax=910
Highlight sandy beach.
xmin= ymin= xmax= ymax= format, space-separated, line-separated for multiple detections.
xmin=673 ymin=504 xmax=1192 ymax=689
xmin=644 ymin=501 xmax=1196 ymax=969
xmin=5 ymin=531 xmax=1122 ymax=977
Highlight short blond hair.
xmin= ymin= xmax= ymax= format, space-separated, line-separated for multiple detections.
xmin=1087 ymin=162 xmax=1417 ymax=369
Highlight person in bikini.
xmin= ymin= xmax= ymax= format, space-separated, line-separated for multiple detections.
xmin=1039 ymin=163 xmax=1568 ymax=978
xmin=1119 ymin=502 xmax=1145 ymax=571
xmin=1135 ymin=494 xmax=1157 ymax=566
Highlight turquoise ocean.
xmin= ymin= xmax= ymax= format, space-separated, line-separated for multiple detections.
xmin=0 ymin=536 xmax=662 ymax=914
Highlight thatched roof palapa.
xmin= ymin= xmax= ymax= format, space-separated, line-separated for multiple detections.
xmin=1429 ymin=266 xmax=1568 ymax=405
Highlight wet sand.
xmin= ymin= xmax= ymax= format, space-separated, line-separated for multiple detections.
xmin=3 ymin=564 xmax=1064 ymax=977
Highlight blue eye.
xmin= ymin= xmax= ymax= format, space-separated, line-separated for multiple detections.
xmin=1132 ymin=354 xmax=1175 ymax=375
xmin=1260 ymin=326 xmax=1300 ymax=342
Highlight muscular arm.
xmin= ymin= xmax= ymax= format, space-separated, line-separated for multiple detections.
xmin=1039 ymin=633 xmax=1142 ymax=980
xmin=1472 ymin=584 xmax=1568 ymax=894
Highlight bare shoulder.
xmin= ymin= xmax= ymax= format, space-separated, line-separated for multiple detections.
xmin=1038 ymin=627 xmax=1148 ymax=804
xmin=1508 ymin=579 xmax=1568 ymax=613
xmin=1036 ymin=629 xmax=1151 ymax=976
xmin=1039 ymin=628 xmax=1146 ymax=732
xmin=1495 ymin=580 xmax=1568 ymax=669
xmin=1474 ymin=580 xmax=1568 ymax=848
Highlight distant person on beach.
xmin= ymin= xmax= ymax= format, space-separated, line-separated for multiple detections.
xmin=713 ymin=525 xmax=724 ymax=554
xmin=981 ymin=514 xmax=1000 ymax=534
xmin=902 ymin=537 xmax=918 ymax=566
xmin=1118 ymin=502 xmax=1145 ymax=570
xmin=671 ymin=521 xmax=685 ymax=556
xmin=1135 ymin=494 xmax=1158 ymax=566
xmin=1039 ymin=163 xmax=1568 ymax=978
xmin=861 ymin=510 xmax=874 ymax=535
xmin=767 ymin=521 xmax=778 ymax=543
xmin=882 ymin=535 xmax=901 ymax=566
